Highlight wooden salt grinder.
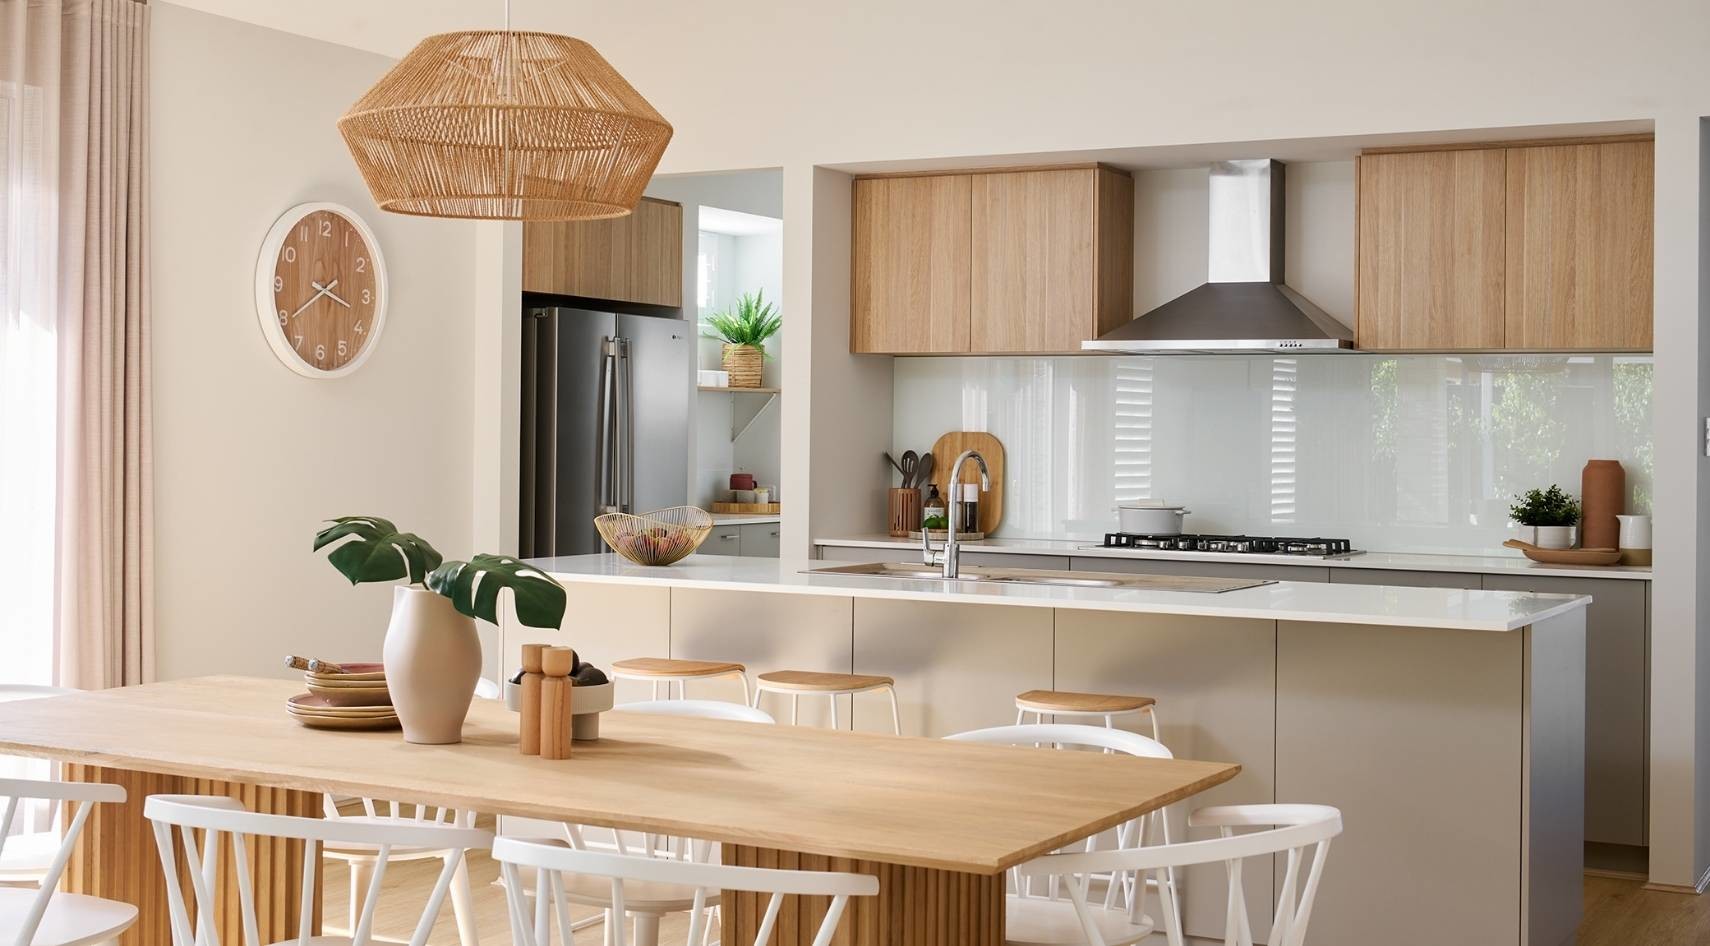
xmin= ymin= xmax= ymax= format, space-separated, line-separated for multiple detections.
xmin=519 ymin=644 xmax=546 ymax=755
xmin=540 ymin=646 xmax=575 ymax=760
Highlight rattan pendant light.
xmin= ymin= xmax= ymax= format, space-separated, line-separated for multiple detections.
xmin=337 ymin=1 xmax=672 ymax=221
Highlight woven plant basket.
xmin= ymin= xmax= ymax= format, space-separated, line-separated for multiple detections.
xmin=722 ymin=344 xmax=764 ymax=388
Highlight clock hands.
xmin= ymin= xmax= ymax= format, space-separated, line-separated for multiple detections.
xmin=289 ymin=279 xmax=349 ymax=319
xmin=314 ymin=280 xmax=352 ymax=309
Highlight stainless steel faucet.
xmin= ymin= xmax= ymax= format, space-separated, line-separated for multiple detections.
xmin=922 ymin=450 xmax=990 ymax=579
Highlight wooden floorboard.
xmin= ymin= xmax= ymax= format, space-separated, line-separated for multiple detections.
xmin=332 ymin=847 xmax=1710 ymax=945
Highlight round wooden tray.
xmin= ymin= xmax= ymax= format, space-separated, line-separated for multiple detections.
xmin=1501 ymin=539 xmax=1623 ymax=565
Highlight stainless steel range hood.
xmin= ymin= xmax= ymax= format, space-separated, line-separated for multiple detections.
xmin=1083 ymin=159 xmax=1353 ymax=354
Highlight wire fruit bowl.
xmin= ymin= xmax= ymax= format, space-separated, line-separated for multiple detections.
xmin=595 ymin=506 xmax=715 ymax=565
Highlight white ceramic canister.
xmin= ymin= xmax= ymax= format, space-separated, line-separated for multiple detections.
xmin=1615 ymin=514 xmax=1653 ymax=566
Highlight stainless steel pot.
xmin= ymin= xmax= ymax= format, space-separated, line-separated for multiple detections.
xmin=1116 ymin=503 xmax=1191 ymax=535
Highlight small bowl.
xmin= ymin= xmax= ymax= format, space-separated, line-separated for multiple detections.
xmin=504 ymin=680 xmax=615 ymax=741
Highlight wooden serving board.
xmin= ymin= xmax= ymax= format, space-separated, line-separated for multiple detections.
xmin=712 ymin=502 xmax=781 ymax=514
xmin=929 ymin=431 xmax=1005 ymax=535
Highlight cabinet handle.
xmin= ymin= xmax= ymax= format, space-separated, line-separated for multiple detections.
xmin=720 ymin=534 xmax=738 ymax=540
xmin=769 ymin=531 xmax=779 ymax=537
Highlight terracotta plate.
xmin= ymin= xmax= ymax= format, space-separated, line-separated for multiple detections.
xmin=287 ymin=693 xmax=397 ymax=716
xmin=290 ymin=713 xmax=400 ymax=731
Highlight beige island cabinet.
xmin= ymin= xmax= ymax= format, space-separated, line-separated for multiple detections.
xmin=504 ymin=553 xmax=1590 ymax=946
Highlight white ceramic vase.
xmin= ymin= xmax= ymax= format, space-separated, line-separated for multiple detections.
xmin=383 ymin=585 xmax=481 ymax=745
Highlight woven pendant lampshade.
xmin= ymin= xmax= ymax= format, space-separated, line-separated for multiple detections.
xmin=338 ymin=30 xmax=672 ymax=221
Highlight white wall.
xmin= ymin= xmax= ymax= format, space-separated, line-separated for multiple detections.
xmin=150 ymin=3 xmax=479 ymax=681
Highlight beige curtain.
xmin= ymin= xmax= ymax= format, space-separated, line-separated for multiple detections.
xmin=0 ymin=0 xmax=152 ymax=688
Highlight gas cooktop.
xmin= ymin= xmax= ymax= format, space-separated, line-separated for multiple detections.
xmin=1084 ymin=533 xmax=1363 ymax=558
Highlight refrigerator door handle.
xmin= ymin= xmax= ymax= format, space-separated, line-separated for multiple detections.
xmin=617 ymin=337 xmax=635 ymax=513
xmin=595 ymin=338 xmax=618 ymax=517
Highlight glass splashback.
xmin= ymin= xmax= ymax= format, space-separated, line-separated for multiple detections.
xmin=893 ymin=354 xmax=1653 ymax=554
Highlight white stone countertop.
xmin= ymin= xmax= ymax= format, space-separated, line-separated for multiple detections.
xmin=530 ymin=553 xmax=1591 ymax=632
xmin=812 ymin=534 xmax=1654 ymax=581
xmin=711 ymin=514 xmax=782 ymax=526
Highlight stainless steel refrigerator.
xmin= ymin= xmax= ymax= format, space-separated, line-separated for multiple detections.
xmin=519 ymin=306 xmax=691 ymax=557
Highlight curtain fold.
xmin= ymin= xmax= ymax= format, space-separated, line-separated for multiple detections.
xmin=1 ymin=0 xmax=152 ymax=689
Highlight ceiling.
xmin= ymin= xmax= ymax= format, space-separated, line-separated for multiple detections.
xmin=698 ymin=207 xmax=782 ymax=237
xmin=162 ymin=1 xmax=588 ymax=57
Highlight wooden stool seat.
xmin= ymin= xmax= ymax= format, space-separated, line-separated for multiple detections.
xmin=755 ymin=671 xmax=895 ymax=693
xmin=612 ymin=657 xmax=747 ymax=678
xmin=753 ymin=670 xmax=902 ymax=734
xmin=1015 ymin=689 xmax=1156 ymax=715
xmin=612 ymin=657 xmax=751 ymax=703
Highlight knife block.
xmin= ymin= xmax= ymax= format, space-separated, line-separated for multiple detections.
xmin=888 ymin=488 xmax=922 ymax=537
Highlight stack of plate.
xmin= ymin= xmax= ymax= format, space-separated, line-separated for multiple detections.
xmin=290 ymin=662 xmax=397 ymax=730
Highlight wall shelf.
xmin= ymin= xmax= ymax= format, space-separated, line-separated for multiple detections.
xmin=697 ymin=386 xmax=781 ymax=440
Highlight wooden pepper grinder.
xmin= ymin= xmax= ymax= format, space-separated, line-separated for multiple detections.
xmin=518 ymin=644 xmax=546 ymax=755
xmin=540 ymin=646 xmax=575 ymax=760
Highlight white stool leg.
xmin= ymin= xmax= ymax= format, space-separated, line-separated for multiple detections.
xmin=830 ymin=692 xmax=839 ymax=729
xmin=751 ymin=684 xmax=764 ymax=709
xmin=735 ymin=671 xmax=752 ymax=706
xmin=886 ymin=685 xmax=901 ymax=736
xmin=1148 ymin=706 xmax=1162 ymax=742
xmin=650 ymin=679 xmax=660 ymax=700
xmin=791 ymin=694 xmax=799 ymax=725
xmin=1015 ymin=706 xmax=1026 ymax=725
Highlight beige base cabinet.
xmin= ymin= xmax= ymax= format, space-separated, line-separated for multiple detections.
xmin=696 ymin=522 xmax=780 ymax=557
xmin=851 ymin=165 xmax=1132 ymax=355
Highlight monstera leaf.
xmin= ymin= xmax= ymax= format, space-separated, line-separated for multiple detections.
xmin=426 ymin=554 xmax=567 ymax=629
xmin=313 ymin=516 xmax=444 ymax=585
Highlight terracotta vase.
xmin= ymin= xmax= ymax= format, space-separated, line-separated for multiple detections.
xmin=1580 ymin=459 xmax=1625 ymax=549
xmin=383 ymin=585 xmax=481 ymax=745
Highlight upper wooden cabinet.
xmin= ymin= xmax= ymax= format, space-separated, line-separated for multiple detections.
xmin=852 ymin=175 xmax=972 ymax=354
xmin=1505 ymin=140 xmax=1654 ymax=351
xmin=1356 ymin=137 xmax=1652 ymax=352
xmin=1356 ymin=149 xmax=1507 ymax=350
xmin=851 ymin=166 xmax=1132 ymax=354
xmin=523 ymin=197 xmax=683 ymax=307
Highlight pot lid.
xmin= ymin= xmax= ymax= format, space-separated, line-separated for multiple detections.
xmin=1117 ymin=501 xmax=1188 ymax=510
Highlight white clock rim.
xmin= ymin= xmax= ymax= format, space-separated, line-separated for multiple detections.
xmin=253 ymin=201 xmax=389 ymax=379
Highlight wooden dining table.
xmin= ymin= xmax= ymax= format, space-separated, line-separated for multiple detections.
xmin=0 ymin=676 xmax=1239 ymax=946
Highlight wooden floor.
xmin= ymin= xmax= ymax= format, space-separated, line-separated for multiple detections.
xmin=331 ymin=854 xmax=1710 ymax=945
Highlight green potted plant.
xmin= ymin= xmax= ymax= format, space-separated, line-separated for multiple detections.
xmin=701 ymin=290 xmax=780 ymax=388
xmin=314 ymin=516 xmax=567 ymax=745
xmin=1509 ymin=485 xmax=1581 ymax=550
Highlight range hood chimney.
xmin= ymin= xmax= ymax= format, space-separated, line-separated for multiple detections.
xmin=1082 ymin=159 xmax=1353 ymax=354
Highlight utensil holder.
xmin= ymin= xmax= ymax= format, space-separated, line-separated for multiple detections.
xmin=888 ymin=488 xmax=922 ymax=538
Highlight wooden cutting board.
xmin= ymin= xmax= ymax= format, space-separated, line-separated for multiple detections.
xmin=928 ymin=431 xmax=1005 ymax=535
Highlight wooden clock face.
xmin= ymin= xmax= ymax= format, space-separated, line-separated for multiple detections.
xmin=256 ymin=203 xmax=387 ymax=377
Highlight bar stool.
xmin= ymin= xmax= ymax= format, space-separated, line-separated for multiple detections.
xmin=752 ymin=671 xmax=901 ymax=735
xmin=1014 ymin=689 xmax=1160 ymax=741
xmin=611 ymin=657 xmax=752 ymax=704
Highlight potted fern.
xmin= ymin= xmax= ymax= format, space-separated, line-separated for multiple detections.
xmin=314 ymin=516 xmax=566 ymax=745
xmin=702 ymin=290 xmax=780 ymax=388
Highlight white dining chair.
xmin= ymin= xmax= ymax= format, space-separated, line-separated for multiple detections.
xmin=1013 ymin=804 xmax=1342 ymax=946
xmin=320 ymin=796 xmax=483 ymax=946
xmin=945 ymin=724 xmax=1180 ymax=944
xmin=509 ymin=697 xmax=774 ymax=945
xmin=616 ymin=699 xmax=774 ymax=724
xmin=0 ymin=776 xmax=137 ymax=946
xmin=0 ymin=686 xmax=75 ymax=887
xmin=146 ymin=793 xmax=492 ymax=946
xmin=494 ymin=838 xmax=879 ymax=946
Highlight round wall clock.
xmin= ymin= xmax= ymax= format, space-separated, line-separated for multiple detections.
xmin=254 ymin=202 xmax=388 ymax=378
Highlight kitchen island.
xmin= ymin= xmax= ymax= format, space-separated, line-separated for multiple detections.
xmin=507 ymin=553 xmax=1589 ymax=946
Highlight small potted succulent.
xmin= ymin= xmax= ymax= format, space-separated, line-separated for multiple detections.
xmin=701 ymin=290 xmax=780 ymax=388
xmin=314 ymin=516 xmax=567 ymax=745
xmin=1509 ymin=486 xmax=1581 ymax=550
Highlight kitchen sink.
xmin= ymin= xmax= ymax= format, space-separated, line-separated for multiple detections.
xmin=804 ymin=562 xmax=1271 ymax=594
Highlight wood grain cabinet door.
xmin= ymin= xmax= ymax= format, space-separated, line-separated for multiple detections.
xmin=522 ymin=197 xmax=683 ymax=307
xmin=1505 ymin=140 xmax=1653 ymax=351
xmin=1356 ymin=149 xmax=1507 ymax=350
xmin=971 ymin=169 xmax=1096 ymax=353
xmin=851 ymin=175 xmax=972 ymax=354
